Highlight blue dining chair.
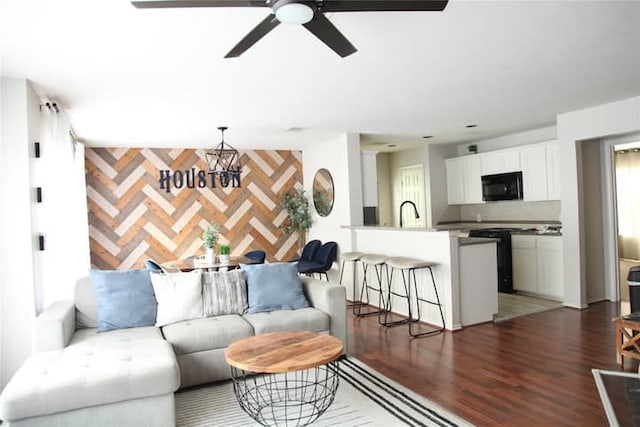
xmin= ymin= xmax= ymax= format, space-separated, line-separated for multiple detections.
xmin=244 ymin=250 xmax=266 ymax=264
xmin=295 ymin=239 xmax=322 ymax=270
xmin=298 ymin=241 xmax=338 ymax=281
xmin=144 ymin=259 xmax=163 ymax=273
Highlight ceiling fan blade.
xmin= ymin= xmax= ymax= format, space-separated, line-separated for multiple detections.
xmin=303 ymin=13 xmax=357 ymax=58
xmin=320 ymin=0 xmax=448 ymax=12
xmin=131 ymin=0 xmax=265 ymax=9
xmin=225 ymin=14 xmax=280 ymax=58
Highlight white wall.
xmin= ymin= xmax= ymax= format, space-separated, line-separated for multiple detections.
xmin=303 ymin=133 xmax=363 ymax=282
xmin=581 ymin=139 xmax=607 ymax=303
xmin=0 ymin=78 xmax=92 ymax=389
xmin=360 ymin=151 xmax=378 ymax=207
xmin=558 ymin=96 xmax=640 ymax=308
xmin=459 ymin=200 xmax=561 ymax=223
xmin=0 ymin=78 xmax=38 ymax=389
xmin=376 ymin=153 xmax=392 ymax=226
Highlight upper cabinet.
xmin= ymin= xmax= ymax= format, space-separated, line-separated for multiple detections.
xmin=546 ymin=143 xmax=561 ymax=200
xmin=521 ymin=141 xmax=560 ymax=201
xmin=480 ymin=149 xmax=521 ymax=175
xmin=446 ymin=155 xmax=483 ymax=205
xmin=445 ymin=140 xmax=561 ymax=205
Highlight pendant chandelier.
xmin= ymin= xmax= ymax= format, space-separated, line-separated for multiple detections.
xmin=205 ymin=126 xmax=242 ymax=187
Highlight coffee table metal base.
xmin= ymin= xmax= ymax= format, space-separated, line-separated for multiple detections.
xmin=230 ymin=362 xmax=340 ymax=427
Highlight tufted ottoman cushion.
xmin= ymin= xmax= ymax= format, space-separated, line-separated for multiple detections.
xmin=0 ymin=326 xmax=180 ymax=423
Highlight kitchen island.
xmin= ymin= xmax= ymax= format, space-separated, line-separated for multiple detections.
xmin=342 ymin=226 xmax=498 ymax=330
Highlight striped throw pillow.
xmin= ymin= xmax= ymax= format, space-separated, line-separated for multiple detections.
xmin=202 ymin=269 xmax=248 ymax=316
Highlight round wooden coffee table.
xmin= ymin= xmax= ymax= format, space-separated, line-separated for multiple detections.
xmin=225 ymin=331 xmax=343 ymax=426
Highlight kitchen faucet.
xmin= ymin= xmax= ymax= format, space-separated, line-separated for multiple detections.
xmin=399 ymin=200 xmax=420 ymax=228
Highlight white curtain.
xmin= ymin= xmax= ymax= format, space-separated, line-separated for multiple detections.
xmin=33 ymin=105 xmax=90 ymax=312
xmin=615 ymin=148 xmax=640 ymax=260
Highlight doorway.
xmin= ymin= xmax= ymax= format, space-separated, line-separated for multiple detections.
xmin=398 ymin=165 xmax=426 ymax=228
xmin=614 ymin=141 xmax=640 ymax=314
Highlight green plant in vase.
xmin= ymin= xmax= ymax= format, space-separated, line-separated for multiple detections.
xmin=279 ymin=188 xmax=313 ymax=253
xmin=202 ymin=223 xmax=219 ymax=263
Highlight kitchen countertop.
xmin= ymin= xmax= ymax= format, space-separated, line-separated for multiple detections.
xmin=439 ymin=220 xmax=562 ymax=226
xmin=511 ymin=230 xmax=562 ymax=236
xmin=437 ymin=221 xmax=562 ymax=236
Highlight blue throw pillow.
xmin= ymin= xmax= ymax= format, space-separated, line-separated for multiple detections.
xmin=90 ymin=269 xmax=157 ymax=332
xmin=240 ymin=263 xmax=310 ymax=314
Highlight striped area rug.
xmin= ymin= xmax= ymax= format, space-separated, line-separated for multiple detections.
xmin=176 ymin=358 xmax=472 ymax=427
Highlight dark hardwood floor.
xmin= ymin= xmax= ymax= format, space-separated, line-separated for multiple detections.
xmin=347 ymin=301 xmax=634 ymax=426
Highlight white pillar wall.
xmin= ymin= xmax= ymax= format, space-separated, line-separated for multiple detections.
xmin=0 ymin=78 xmax=91 ymax=389
xmin=303 ymin=133 xmax=363 ymax=282
xmin=557 ymin=96 xmax=640 ymax=308
xmin=0 ymin=78 xmax=38 ymax=388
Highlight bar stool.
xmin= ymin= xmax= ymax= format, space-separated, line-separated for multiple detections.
xmin=354 ymin=254 xmax=388 ymax=317
xmin=339 ymin=251 xmax=364 ymax=308
xmin=384 ymin=256 xmax=445 ymax=338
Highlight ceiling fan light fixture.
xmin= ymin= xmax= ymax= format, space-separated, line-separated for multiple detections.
xmin=275 ymin=3 xmax=314 ymax=24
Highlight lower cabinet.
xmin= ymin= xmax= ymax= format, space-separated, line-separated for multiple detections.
xmin=512 ymin=235 xmax=563 ymax=300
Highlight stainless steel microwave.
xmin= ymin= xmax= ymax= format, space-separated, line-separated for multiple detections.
xmin=481 ymin=172 xmax=523 ymax=201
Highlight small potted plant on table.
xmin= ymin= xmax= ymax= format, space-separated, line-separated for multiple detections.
xmin=219 ymin=244 xmax=231 ymax=264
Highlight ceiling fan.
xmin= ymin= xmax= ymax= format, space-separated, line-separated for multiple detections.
xmin=131 ymin=0 xmax=449 ymax=58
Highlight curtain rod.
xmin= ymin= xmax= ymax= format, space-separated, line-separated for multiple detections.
xmin=40 ymin=101 xmax=59 ymax=114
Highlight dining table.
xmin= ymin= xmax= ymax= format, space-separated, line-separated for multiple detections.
xmin=160 ymin=256 xmax=258 ymax=272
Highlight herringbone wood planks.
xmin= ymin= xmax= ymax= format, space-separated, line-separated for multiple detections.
xmin=86 ymin=148 xmax=303 ymax=270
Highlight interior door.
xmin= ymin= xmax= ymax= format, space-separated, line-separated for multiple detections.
xmin=399 ymin=165 xmax=426 ymax=228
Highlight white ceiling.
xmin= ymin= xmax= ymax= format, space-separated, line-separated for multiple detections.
xmin=1 ymin=0 xmax=639 ymax=151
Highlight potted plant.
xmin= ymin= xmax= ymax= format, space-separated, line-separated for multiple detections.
xmin=218 ymin=244 xmax=230 ymax=264
xmin=279 ymin=188 xmax=313 ymax=253
xmin=202 ymin=223 xmax=219 ymax=264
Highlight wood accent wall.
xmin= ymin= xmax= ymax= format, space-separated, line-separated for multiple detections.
xmin=85 ymin=147 xmax=302 ymax=270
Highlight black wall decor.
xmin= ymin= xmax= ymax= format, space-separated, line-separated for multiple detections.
xmin=38 ymin=234 xmax=45 ymax=251
xmin=34 ymin=142 xmax=41 ymax=158
xmin=36 ymin=187 xmax=42 ymax=203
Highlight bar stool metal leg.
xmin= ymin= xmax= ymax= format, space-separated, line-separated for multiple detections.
xmin=407 ymin=265 xmax=445 ymax=338
xmin=339 ymin=251 xmax=363 ymax=309
xmin=379 ymin=265 xmax=411 ymax=327
xmin=354 ymin=254 xmax=388 ymax=317
xmin=384 ymin=257 xmax=445 ymax=338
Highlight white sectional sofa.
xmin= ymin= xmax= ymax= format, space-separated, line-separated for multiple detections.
xmin=0 ymin=274 xmax=347 ymax=427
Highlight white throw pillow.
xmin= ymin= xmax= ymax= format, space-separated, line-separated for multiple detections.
xmin=150 ymin=270 xmax=203 ymax=327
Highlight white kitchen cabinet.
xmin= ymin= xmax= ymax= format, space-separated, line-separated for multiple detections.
xmin=520 ymin=144 xmax=548 ymax=201
xmin=512 ymin=234 xmax=563 ymax=300
xmin=446 ymin=157 xmax=465 ymax=204
xmin=465 ymin=155 xmax=483 ymax=203
xmin=512 ymin=235 xmax=538 ymax=293
xmin=447 ymin=140 xmax=560 ymax=205
xmin=545 ymin=143 xmax=561 ymax=200
xmin=446 ymin=155 xmax=482 ymax=205
xmin=536 ymin=237 xmax=563 ymax=299
xmin=480 ymin=149 xmax=521 ymax=175
xmin=520 ymin=141 xmax=561 ymax=201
